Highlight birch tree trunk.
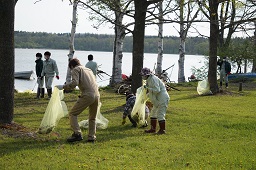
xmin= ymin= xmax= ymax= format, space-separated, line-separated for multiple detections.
xmin=0 ymin=0 xmax=15 ymax=124
xmin=156 ymin=1 xmax=163 ymax=76
xmin=110 ymin=10 xmax=125 ymax=85
xmin=66 ymin=0 xmax=78 ymax=83
xmin=178 ymin=0 xmax=185 ymax=83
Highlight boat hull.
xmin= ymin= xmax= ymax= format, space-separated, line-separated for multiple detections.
xmin=14 ymin=70 xmax=33 ymax=79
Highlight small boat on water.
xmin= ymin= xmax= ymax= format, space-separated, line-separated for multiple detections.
xmin=228 ymin=73 xmax=256 ymax=80
xmin=14 ymin=70 xmax=33 ymax=79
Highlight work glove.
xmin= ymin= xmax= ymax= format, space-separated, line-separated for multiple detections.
xmin=122 ymin=118 xmax=126 ymax=125
xmin=55 ymin=85 xmax=63 ymax=90
xmin=56 ymin=75 xmax=60 ymax=80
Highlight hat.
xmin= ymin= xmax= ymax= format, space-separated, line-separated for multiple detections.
xmin=140 ymin=67 xmax=152 ymax=76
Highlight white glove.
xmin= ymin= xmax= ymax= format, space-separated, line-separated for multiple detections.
xmin=55 ymin=85 xmax=63 ymax=90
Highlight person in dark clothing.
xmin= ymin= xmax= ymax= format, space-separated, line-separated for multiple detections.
xmin=122 ymin=92 xmax=149 ymax=128
xmin=35 ymin=53 xmax=44 ymax=99
xmin=217 ymin=56 xmax=231 ymax=89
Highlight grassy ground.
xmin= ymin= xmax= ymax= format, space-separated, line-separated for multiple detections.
xmin=0 ymin=82 xmax=256 ymax=169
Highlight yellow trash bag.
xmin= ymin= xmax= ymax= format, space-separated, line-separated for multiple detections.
xmin=38 ymin=87 xmax=68 ymax=134
xmin=197 ymin=79 xmax=213 ymax=95
xmin=131 ymin=86 xmax=149 ymax=125
xmin=79 ymin=102 xmax=109 ymax=129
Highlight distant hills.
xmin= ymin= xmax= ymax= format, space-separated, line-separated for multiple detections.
xmin=15 ymin=31 xmax=210 ymax=55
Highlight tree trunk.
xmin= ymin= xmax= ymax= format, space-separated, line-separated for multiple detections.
xmin=156 ymin=1 xmax=163 ymax=76
xmin=110 ymin=10 xmax=125 ymax=85
xmin=244 ymin=59 xmax=247 ymax=73
xmin=208 ymin=0 xmax=219 ymax=94
xmin=66 ymin=0 xmax=78 ymax=83
xmin=178 ymin=0 xmax=185 ymax=83
xmin=252 ymin=21 xmax=256 ymax=73
xmin=131 ymin=0 xmax=148 ymax=93
xmin=0 ymin=0 xmax=15 ymax=124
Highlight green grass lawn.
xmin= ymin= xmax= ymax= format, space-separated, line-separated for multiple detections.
xmin=0 ymin=83 xmax=256 ymax=169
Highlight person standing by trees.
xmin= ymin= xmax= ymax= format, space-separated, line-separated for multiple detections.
xmin=41 ymin=51 xmax=59 ymax=99
xmin=55 ymin=58 xmax=100 ymax=143
xmin=217 ymin=57 xmax=231 ymax=89
xmin=85 ymin=54 xmax=98 ymax=77
xmin=140 ymin=67 xmax=170 ymax=135
xmin=35 ymin=53 xmax=44 ymax=99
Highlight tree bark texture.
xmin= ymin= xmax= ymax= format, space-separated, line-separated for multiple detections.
xmin=131 ymin=0 xmax=148 ymax=93
xmin=252 ymin=21 xmax=256 ymax=72
xmin=66 ymin=0 xmax=78 ymax=83
xmin=156 ymin=1 xmax=163 ymax=76
xmin=178 ymin=0 xmax=185 ymax=83
xmin=0 ymin=0 xmax=15 ymax=124
xmin=111 ymin=10 xmax=125 ymax=85
xmin=208 ymin=0 xmax=219 ymax=94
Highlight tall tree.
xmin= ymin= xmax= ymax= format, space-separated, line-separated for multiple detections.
xmin=208 ymin=0 xmax=219 ymax=94
xmin=131 ymin=0 xmax=162 ymax=93
xmin=66 ymin=0 xmax=78 ymax=83
xmin=177 ymin=0 xmax=199 ymax=83
xmin=0 ymin=0 xmax=15 ymax=124
xmin=156 ymin=1 xmax=164 ymax=76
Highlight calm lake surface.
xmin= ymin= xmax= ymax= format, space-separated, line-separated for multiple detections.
xmin=15 ymin=48 xmax=205 ymax=92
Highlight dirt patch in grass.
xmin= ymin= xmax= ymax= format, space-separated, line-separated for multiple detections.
xmin=0 ymin=122 xmax=37 ymax=139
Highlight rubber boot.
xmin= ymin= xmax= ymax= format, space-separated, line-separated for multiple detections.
xmin=226 ymin=83 xmax=228 ymax=88
xmin=157 ymin=120 xmax=166 ymax=135
xmin=40 ymin=88 xmax=45 ymax=98
xmin=47 ymin=88 xmax=52 ymax=99
xmin=128 ymin=115 xmax=137 ymax=127
xmin=145 ymin=118 xmax=157 ymax=133
xmin=35 ymin=88 xmax=40 ymax=99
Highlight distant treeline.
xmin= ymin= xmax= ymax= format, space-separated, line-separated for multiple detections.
xmin=15 ymin=31 xmax=210 ymax=55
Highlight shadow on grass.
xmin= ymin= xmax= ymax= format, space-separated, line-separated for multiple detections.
xmin=97 ymin=123 xmax=147 ymax=143
xmin=172 ymin=94 xmax=202 ymax=101
xmin=102 ymin=105 xmax=124 ymax=115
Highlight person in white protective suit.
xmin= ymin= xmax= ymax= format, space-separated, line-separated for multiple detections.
xmin=140 ymin=67 xmax=170 ymax=134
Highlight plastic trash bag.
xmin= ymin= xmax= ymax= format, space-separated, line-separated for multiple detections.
xmin=131 ymin=86 xmax=149 ymax=125
xmin=38 ymin=87 xmax=68 ymax=134
xmin=197 ymin=79 xmax=213 ymax=95
xmin=79 ymin=102 xmax=109 ymax=129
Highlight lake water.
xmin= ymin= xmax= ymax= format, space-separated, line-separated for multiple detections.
xmin=15 ymin=48 xmax=205 ymax=92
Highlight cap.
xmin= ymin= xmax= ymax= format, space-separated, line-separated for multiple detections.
xmin=140 ymin=67 xmax=152 ymax=76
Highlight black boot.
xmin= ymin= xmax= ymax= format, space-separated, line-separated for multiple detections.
xmin=145 ymin=118 xmax=157 ymax=133
xmin=128 ymin=115 xmax=137 ymax=127
xmin=226 ymin=83 xmax=228 ymax=88
xmin=47 ymin=88 xmax=52 ymax=99
xmin=40 ymin=88 xmax=45 ymax=98
xmin=35 ymin=88 xmax=40 ymax=99
xmin=67 ymin=133 xmax=83 ymax=143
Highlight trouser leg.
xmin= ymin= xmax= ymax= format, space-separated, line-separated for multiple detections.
xmin=69 ymin=95 xmax=95 ymax=135
xmin=88 ymin=96 xmax=99 ymax=141
xmin=128 ymin=115 xmax=137 ymax=127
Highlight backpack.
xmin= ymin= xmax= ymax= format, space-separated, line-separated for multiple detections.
xmin=225 ymin=61 xmax=231 ymax=73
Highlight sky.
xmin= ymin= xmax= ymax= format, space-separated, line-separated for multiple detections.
xmin=14 ymin=0 xmax=204 ymax=37
xmin=15 ymin=0 xmax=252 ymax=37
